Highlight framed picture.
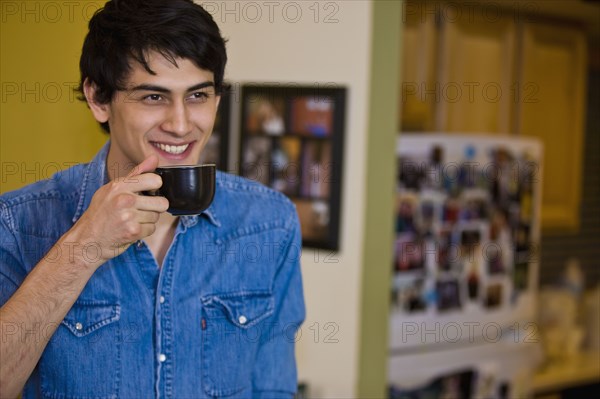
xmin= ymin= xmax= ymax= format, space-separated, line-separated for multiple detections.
xmin=239 ymin=85 xmax=346 ymax=250
xmin=200 ymin=83 xmax=231 ymax=171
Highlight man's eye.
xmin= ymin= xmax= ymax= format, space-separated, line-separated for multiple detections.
xmin=144 ymin=94 xmax=163 ymax=102
xmin=190 ymin=92 xmax=209 ymax=101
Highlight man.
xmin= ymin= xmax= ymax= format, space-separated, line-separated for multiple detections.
xmin=0 ymin=0 xmax=305 ymax=397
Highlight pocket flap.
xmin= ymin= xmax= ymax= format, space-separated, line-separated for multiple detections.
xmin=61 ymin=301 xmax=120 ymax=337
xmin=202 ymin=292 xmax=274 ymax=329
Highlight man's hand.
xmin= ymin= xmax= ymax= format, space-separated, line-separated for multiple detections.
xmin=68 ymin=155 xmax=169 ymax=267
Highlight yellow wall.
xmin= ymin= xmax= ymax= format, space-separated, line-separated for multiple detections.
xmin=1 ymin=1 xmax=107 ymax=194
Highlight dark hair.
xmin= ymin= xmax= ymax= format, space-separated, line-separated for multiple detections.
xmin=77 ymin=0 xmax=227 ymax=133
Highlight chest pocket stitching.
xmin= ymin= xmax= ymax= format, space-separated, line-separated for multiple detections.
xmin=61 ymin=302 xmax=120 ymax=337
xmin=201 ymin=292 xmax=274 ymax=329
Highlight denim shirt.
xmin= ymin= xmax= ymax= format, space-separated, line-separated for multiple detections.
xmin=0 ymin=143 xmax=305 ymax=399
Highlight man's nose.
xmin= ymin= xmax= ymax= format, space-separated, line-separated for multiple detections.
xmin=162 ymin=102 xmax=192 ymax=136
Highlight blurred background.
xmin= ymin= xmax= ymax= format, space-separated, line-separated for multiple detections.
xmin=1 ymin=0 xmax=599 ymax=398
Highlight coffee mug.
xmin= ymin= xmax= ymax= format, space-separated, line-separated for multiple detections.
xmin=145 ymin=164 xmax=216 ymax=216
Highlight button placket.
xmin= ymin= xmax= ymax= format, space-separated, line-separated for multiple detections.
xmin=155 ymin=227 xmax=183 ymax=398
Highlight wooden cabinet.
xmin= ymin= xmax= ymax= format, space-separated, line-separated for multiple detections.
xmin=516 ymin=22 xmax=587 ymax=232
xmin=399 ymin=0 xmax=588 ymax=232
xmin=400 ymin=4 xmax=437 ymax=131
xmin=437 ymin=11 xmax=516 ymax=133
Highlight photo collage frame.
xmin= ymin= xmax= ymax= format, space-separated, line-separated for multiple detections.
xmin=392 ymin=139 xmax=539 ymax=314
xmin=240 ymin=85 xmax=346 ymax=250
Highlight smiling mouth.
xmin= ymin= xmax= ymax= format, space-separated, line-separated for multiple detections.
xmin=151 ymin=142 xmax=190 ymax=155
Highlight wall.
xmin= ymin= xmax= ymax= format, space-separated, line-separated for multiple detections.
xmin=0 ymin=1 xmax=107 ymax=193
xmin=214 ymin=1 xmax=373 ymax=396
xmin=358 ymin=1 xmax=401 ymax=396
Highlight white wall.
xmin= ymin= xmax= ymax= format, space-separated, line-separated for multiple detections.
xmin=206 ymin=1 xmax=373 ymax=396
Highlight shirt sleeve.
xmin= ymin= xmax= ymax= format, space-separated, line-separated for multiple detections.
xmin=0 ymin=205 xmax=26 ymax=307
xmin=252 ymin=209 xmax=306 ymax=398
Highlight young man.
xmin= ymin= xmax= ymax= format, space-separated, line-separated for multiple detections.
xmin=0 ymin=0 xmax=305 ymax=397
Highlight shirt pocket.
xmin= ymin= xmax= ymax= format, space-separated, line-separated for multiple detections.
xmin=40 ymin=301 xmax=121 ymax=399
xmin=201 ymin=291 xmax=274 ymax=397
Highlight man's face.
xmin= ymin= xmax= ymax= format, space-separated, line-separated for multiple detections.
xmin=90 ymin=51 xmax=220 ymax=175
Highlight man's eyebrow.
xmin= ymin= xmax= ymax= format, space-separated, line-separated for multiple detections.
xmin=129 ymin=81 xmax=215 ymax=93
xmin=187 ymin=82 xmax=215 ymax=92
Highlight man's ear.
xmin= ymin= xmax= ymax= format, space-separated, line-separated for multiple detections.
xmin=83 ymin=78 xmax=110 ymax=123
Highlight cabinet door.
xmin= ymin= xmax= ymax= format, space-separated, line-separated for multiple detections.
xmin=437 ymin=11 xmax=516 ymax=133
xmin=517 ymin=22 xmax=586 ymax=232
xmin=400 ymin=1 xmax=437 ymax=131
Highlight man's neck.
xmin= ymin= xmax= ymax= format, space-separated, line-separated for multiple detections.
xmin=144 ymin=212 xmax=179 ymax=268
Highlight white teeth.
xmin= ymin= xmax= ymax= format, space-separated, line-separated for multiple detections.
xmin=153 ymin=143 xmax=189 ymax=155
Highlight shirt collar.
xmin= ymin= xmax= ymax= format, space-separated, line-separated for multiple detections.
xmin=72 ymin=140 xmax=220 ymax=228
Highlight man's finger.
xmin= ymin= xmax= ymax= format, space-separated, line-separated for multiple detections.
xmin=135 ymin=195 xmax=170 ymax=213
xmin=136 ymin=210 xmax=161 ymax=224
xmin=127 ymin=155 xmax=159 ymax=178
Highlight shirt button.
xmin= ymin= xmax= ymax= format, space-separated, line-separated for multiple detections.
xmin=75 ymin=322 xmax=83 ymax=331
xmin=136 ymin=241 xmax=143 ymax=248
xmin=159 ymin=296 xmax=165 ymax=304
xmin=158 ymin=354 xmax=166 ymax=362
xmin=238 ymin=315 xmax=247 ymax=325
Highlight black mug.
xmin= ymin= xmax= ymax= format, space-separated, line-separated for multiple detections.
xmin=145 ymin=164 xmax=216 ymax=216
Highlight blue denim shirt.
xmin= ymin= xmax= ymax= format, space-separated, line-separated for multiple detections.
xmin=0 ymin=143 xmax=305 ymax=398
